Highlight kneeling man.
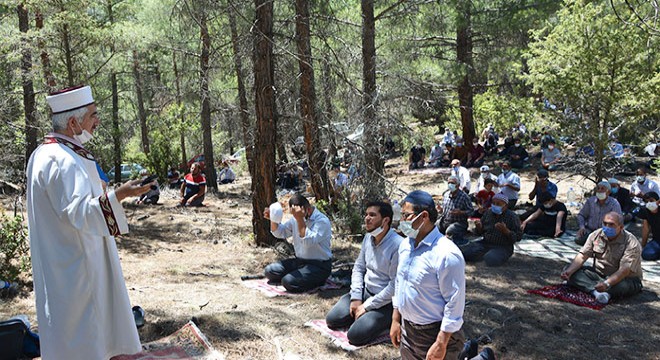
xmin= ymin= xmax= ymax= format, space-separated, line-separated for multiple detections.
xmin=263 ymin=194 xmax=332 ymax=292
xmin=326 ymin=201 xmax=403 ymax=345
xmin=561 ymin=212 xmax=643 ymax=304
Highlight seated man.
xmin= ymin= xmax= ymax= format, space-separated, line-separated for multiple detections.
xmin=452 ymin=137 xmax=469 ymax=164
xmin=441 ymin=143 xmax=455 ymax=167
xmin=576 ymin=181 xmax=622 ymax=245
xmin=561 ymin=212 xmax=643 ymax=304
xmin=630 ymin=167 xmax=660 ymax=206
xmin=608 ymin=178 xmax=635 ymax=223
xmin=473 ymin=178 xmax=496 ymax=218
xmin=497 ymin=161 xmax=521 ymax=209
xmin=639 ymin=192 xmax=660 ymax=261
xmin=521 ymin=193 xmax=567 ymax=238
xmin=437 ymin=176 xmax=474 ymax=246
xmin=326 ymin=201 xmax=403 ymax=345
xmin=442 ymin=128 xmax=454 ymax=146
xmin=528 ymin=169 xmax=558 ymax=207
xmin=541 ymin=140 xmax=561 ymax=171
xmin=506 ymin=138 xmax=529 ymax=169
xmin=179 ymin=162 xmax=206 ymax=206
xmin=473 ymin=165 xmax=499 ymax=195
xmin=167 ymin=166 xmax=181 ymax=189
xmin=483 ymin=132 xmax=498 ymax=156
xmin=218 ymin=161 xmax=236 ymax=184
xmin=462 ymin=193 xmax=522 ymax=266
xmin=409 ymin=141 xmax=426 ymax=170
xmin=428 ymin=140 xmax=444 ymax=168
xmin=137 ymin=169 xmax=160 ymax=205
xmin=450 ymin=159 xmax=471 ymax=194
xmin=466 ymin=138 xmax=486 ymax=168
xmin=263 ymin=194 xmax=332 ymax=292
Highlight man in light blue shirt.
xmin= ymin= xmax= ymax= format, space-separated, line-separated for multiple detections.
xmin=326 ymin=201 xmax=403 ymax=345
xmin=390 ymin=190 xmax=466 ymax=360
xmin=496 ymin=161 xmax=521 ymax=209
xmin=263 ymin=194 xmax=332 ymax=292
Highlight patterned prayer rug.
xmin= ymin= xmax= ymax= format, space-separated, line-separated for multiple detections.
xmin=242 ymin=278 xmax=342 ymax=297
xmin=112 ymin=321 xmax=223 ymax=360
xmin=304 ymin=319 xmax=391 ymax=351
xmin=527 ymin=284 xmax=607 ymax=310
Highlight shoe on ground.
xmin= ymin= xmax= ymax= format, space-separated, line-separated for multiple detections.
xmin=470 ymin=347 xmax=496 ymax=360
xmin=592 ymin=290 xmax=611 ymax=304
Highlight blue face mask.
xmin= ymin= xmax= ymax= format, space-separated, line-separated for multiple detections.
xmin=602 ymin=226 xmax=617 ymax=238
xmin=491 ymin=205 xmax=503 ymax=215
xmin=448 ymin=183 xmax=457 ymax=192
xmin=610 ymin=187 xmax=619 ymax=194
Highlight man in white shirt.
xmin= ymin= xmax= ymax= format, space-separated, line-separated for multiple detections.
xmin=326 ymin=201 xmax=403 ymax=345
xmin=26 ymin=86 xmax=152 ymax=359
xmin=218 ymin=161 xmax=236 ymax=184
xmin=630 ymin=167 xmax=660 ymax=206
xmin=450 ymin=159 xmax=471 ymax=193
xmin=496 ymin=161 xmax=521 ymax=209
xmin=472 ymin=165 xmax=498 ymax=195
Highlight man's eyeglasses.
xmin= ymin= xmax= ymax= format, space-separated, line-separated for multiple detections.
xmin=401 ymin=212 xmax=417 ymax=219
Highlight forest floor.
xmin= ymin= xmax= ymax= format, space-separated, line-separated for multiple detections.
xmin=2 ymin=154 xmax=660 ymax=360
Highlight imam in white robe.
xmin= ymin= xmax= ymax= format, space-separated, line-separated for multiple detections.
xmin=26 ymin=133 xmax=141 ymax=360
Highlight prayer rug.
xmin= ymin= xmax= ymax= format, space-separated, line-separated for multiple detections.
xmin=242 ymin=278 xmax=342 ymax=297
xmin=112 ymin=321 xmax=223 ymax=360
xmin=304 ymin=319 xmax=391 ymax=351
xmin=527 ymin=284 xmax=607 ymax=310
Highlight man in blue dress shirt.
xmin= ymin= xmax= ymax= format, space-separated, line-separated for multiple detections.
xmin=390 ymin=190 xmax=466 ymax=360
xmin=263 ymin=194 xmax=332 ymax=292
xmin=326 ymin=201 xmax=403 ymax=345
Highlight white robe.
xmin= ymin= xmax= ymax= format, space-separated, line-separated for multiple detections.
xmin=26 ymin=133 xmax=141 ymax=360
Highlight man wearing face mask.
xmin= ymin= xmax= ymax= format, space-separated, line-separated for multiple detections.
xmin=438 ymin=176 xmax=474 ymax=247
xmin=496 ymin=161 xmax=520 ymax=209
xmin=630 ymin=167 xmax=660 ymax=206
xmin=463 ymin=193 xmax=522 ymax=266
xmin=465 ymin=139 xmax=485 ymax=168
xmin=638 ymin=192 xmax=660 ymax=261
xmin=541 ymin=140 xmax=561 ymax=171
xmin=326 ymin=201 xmax=403 ymax=345
xmin=263 ymin=194 xmax=332 ymax=292
xmin=26 ymin=86 xmax=153 ymax=359
xmin=409 ymin=140 xmax=426 ymax=170
xmin=450 ymin=160 xmax=471 ymax=193
xmin=472 ymin=165 xmax=498 ymax=195
xmin=608 ymin=178 xmax=635 ymax=223
xmin=390 ymin=190 xmax=466 ymax=360
xmin=452 ymin=137 xmax=469 ymax=164
xmin=561 ymin=212 xmax=643 ymax=304
xmin=528 ymin=169 xmax=557 ymax=208
xmin=506 ymin=138 xmax=528 ymax=169
xmin=576 ymin=181 xmax=622 ymax=245
xmin=521 ymin=193 xmax=567 ymax=238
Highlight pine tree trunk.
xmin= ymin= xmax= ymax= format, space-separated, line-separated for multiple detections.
xmin=107 ymin=0 xmax=121 ymax=182
xmin=361 ymin=0 xmax=384 ymax=201
xmin=199 ymin=11 xmax=217 ymax=190
xmin=17 ymin=4 xmax=38 ymax=166
xmin=252 ymin=0 xmax=277 ymax=246
xmin=132 ymin=50 xmax=150 ymax=155
xmin=295 ymin=0 xmax=329 ymax=201
xmin=35 ymin=11 xmax=56 ymax=91
xmin=456 ymin=1 xmax=476 ymax=148
xmin=228 ymin=5 xmax=255 ymax=178
xmin=172 ymin=50 xmax=187 ymax=169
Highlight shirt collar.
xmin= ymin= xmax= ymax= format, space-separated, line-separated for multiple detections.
xmin=410 ymin=227 xmax=441 ymax=249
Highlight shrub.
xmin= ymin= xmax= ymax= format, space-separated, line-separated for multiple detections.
xmin=0 ymin=213 xmax=30 ymax=283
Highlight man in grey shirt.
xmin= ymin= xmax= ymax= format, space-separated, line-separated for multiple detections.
xmin=326 ymin=201 xmax=403 ymax=345
xmin=264 ymin=194 xmax=332 ymax=292
xmin=576 ymin=181 xmax=622 ymax=245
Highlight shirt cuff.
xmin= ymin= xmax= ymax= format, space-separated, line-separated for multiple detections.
xmin=440 ymin=317 xmax=463 ymax=333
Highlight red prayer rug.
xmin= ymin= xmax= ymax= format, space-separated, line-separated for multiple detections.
xmin=527 ymin=284 xmax=607 ymax=310
xmin=242 ymin=278 xmax=342 ymax=297
xmin=304 ymin=319 xmax=391 ymax=351
xmin=112 ymin=321 xmax=223 ymax=360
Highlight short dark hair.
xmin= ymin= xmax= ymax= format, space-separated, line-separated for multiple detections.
xmin=289 ymin=194 xmax=311 ymax=208
xmin=645 ymin=192 xmax=659 ymax=201
xmin=365 ymin=201 xmax=394 ymax=224
xmin=484 ymin=178 xmax=497 ymax=186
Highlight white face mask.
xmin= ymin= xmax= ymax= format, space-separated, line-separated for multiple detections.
xmin=647 ymin=202 xmax=658 ymax=212
xmin=398 ymin=213 xmax=422 ymax=238
xmin=637 ymin=176 xmax=646 ymax=183
xmin=72 ymin=119 xmax=93 ymax=144
xmin=596 ymin=192 xmax=607 ymax=200
xmin=548 ymin=145 xmax=555 ymax=150
xmin=368 ymin=226 xmax=384 ymax=237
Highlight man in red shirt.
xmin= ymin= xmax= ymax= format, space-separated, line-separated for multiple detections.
xmin=179 ymin=162 xmax=206 ymax=206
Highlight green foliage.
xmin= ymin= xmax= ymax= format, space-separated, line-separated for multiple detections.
xmin=0 ymin=213 xmax=30 ymax=283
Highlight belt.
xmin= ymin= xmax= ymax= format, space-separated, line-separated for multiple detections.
xmin=404 ymin=319 xmax=441 ymax=330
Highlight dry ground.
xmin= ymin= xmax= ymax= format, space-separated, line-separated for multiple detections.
xmin=2 ymin=156 xmax=660 ymax=360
